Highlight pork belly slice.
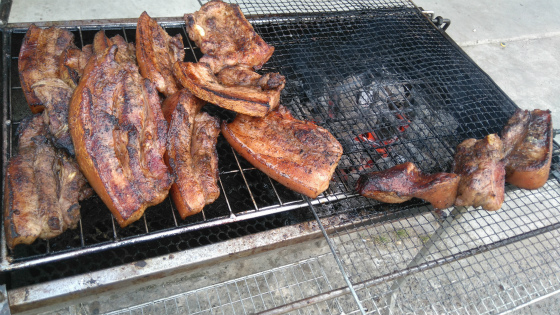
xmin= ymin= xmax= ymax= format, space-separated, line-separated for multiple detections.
xmin=501 ymin=109 xmax=553 ymax=190
xmin=163 ymin=90 xmax=220 ymax=219
xmin=92 ymin=30 xmax=137 ymax=64
xmin=222 ymin=105 xmax=343 ymax=198
xmin=69 ymin=45 xmax=172 ymax=228
xmin=452 ymin=134 xmax=506 ymax=211
xmin=59 ymin=44 xmax=93 ymax=89
xmin=4 ymin=115 xmax=92 ymax=249
xmin=136 ymin=11 xmax=185 ymax=97
xmin=185 ymin=0 xmax=274 ymax=73
xmin=32 ymin=78 xmax=75 ymax=155
xmin=174 ymin=62 xmax=285 ymax=117
xmin=18 ymin=25 xmax=77 ymax=113
xmin=356 ymin=162 xmax=460 ymax=210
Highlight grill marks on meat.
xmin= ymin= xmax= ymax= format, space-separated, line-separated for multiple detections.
xmin=32 ymin=78 xmax=75 ymax=155
xmin=19 ymin=25 xmax=77 ymax=114
xmin=222 ymin=105 xmax=343 ymax=198
xmin=453 ymin=134 xmax=506 ymax=211
xmin=137 ymin=11 xmax=185 ymax=97
xmin=174 ymin=62 xmax=284 ymax=117
xmin=501 ymin=109 xmax=553 ymax=190
xmin=184 ymin=0 xmax=274 ymax=73
xmin=356 ymin=162 xmax=460 ymax=210
xmin=163 ymin=90 xmax=220 ymax=219
xmin=69 ymin=45 xmax=172 ymax=228
xmin=4 ymin=115 xmax=92 ymax=249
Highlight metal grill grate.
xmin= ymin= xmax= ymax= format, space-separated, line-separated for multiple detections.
xmin=2 ymin=0 xmax=560 ymax=313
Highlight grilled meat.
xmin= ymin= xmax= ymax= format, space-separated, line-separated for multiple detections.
xmin=452 ymin=134 xmax=505 ymax=211
xmin=174 ymin=62 xmax=284 ymax=117
xmin=136 ymin=11 xmax=185 ymax=97
xmin=163 ymin=90 xmax=220 ymax=219
xmin=501 ymin=109 xmax=553 ymax=189
xmin=69 ymin=45 xmax=172 ymax=228
xmin=92 ymin=31 xmax=136 ymax=64
xmin=222 ymin=105 xmax=343 ymax=198
xmin=4 ymin=115 xmax=92 ymax=249
xmin=59 ymin=44 xmax=93 ymax=89
xmin=32 ymin=78 xmax=75 ymax=155
xmin=185 ymin=0 xmax=274 ymax=73
xmin=18 ymin=25 xmax=77 ymax=113
xmin=356 ymin=162 xmax=460 ymax=210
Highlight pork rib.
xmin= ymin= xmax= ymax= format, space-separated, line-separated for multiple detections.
xmin=222 ymin=105 xmax=343 ymax=198
xmin=356 ymin=162 xmax=460 ymax=210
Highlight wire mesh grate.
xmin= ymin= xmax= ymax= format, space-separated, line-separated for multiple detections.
xmin=2 ymin=1 xmax=560 ymax=314
xmin=105 ymin=254 xmax=360 ymax=315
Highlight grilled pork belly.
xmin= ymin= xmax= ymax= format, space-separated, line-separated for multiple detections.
xmin=501 ymin=109 xmax=553 ymax=190
xmin=136 ymin=11 xmax=185 ymax=97
xmin=69 ymin=45 xmax=172 ymax=228
xmin=452 ymin=134 xmax=506 ymax=211
xmin=185 ymin=0 xmax=274 ymax=73
xmin=59 ymin=44 xmax=93 ymax=89
xmin=4 ymin=115 xmax=92 ymax=249
xmin=163 ymin=90 xmax=220 ymax=219
xmin=222 ymin=105 xmax=343 ymax=198
xmin=92 ymin=31 xmax=137 ymax=64
xmin=18 ymin=25 xmax=77 ymax=113
xmin=356 ymin=162 xmax=460 ymax=210
xmin=174 ymin=62 xmax=284 ymax=117
xmin=32 ymin=78 xmax=75 ymax=155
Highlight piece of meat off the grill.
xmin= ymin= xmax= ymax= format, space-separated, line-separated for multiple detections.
xmin=4 ymin=115 xmax=92 ymax=249
xmin=452 ymin=134 xmax=506 ymax=211
xmin=69 ymin=44 xmax=172 ymax=228
xmin=162 ymin=90 xmax=220 ymax=219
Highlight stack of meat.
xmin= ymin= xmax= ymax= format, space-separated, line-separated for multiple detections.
xmin=5 ymin=0 xmax=343 ymax=248
xmin=356 ymin=108 xmax=553 ymax=211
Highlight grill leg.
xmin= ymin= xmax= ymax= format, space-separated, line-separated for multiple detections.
xmin=383 ymin=206 xmax=469 ymax=314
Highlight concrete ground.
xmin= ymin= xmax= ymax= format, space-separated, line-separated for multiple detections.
xmin=6 ymin=0 xmax=560 ymax=314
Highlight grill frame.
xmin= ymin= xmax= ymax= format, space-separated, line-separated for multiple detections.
xmin=2 ymin=1 xmax=560 ymax=314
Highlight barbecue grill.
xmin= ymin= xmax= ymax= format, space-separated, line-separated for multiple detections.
xmin=1 ymin=0 xmax=560 ymax=314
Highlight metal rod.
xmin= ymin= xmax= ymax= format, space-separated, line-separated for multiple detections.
xmin=306 ymin=196 xmax=367 ymax=315
xmin=1 ymin=29 xmax=11 ymax=266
